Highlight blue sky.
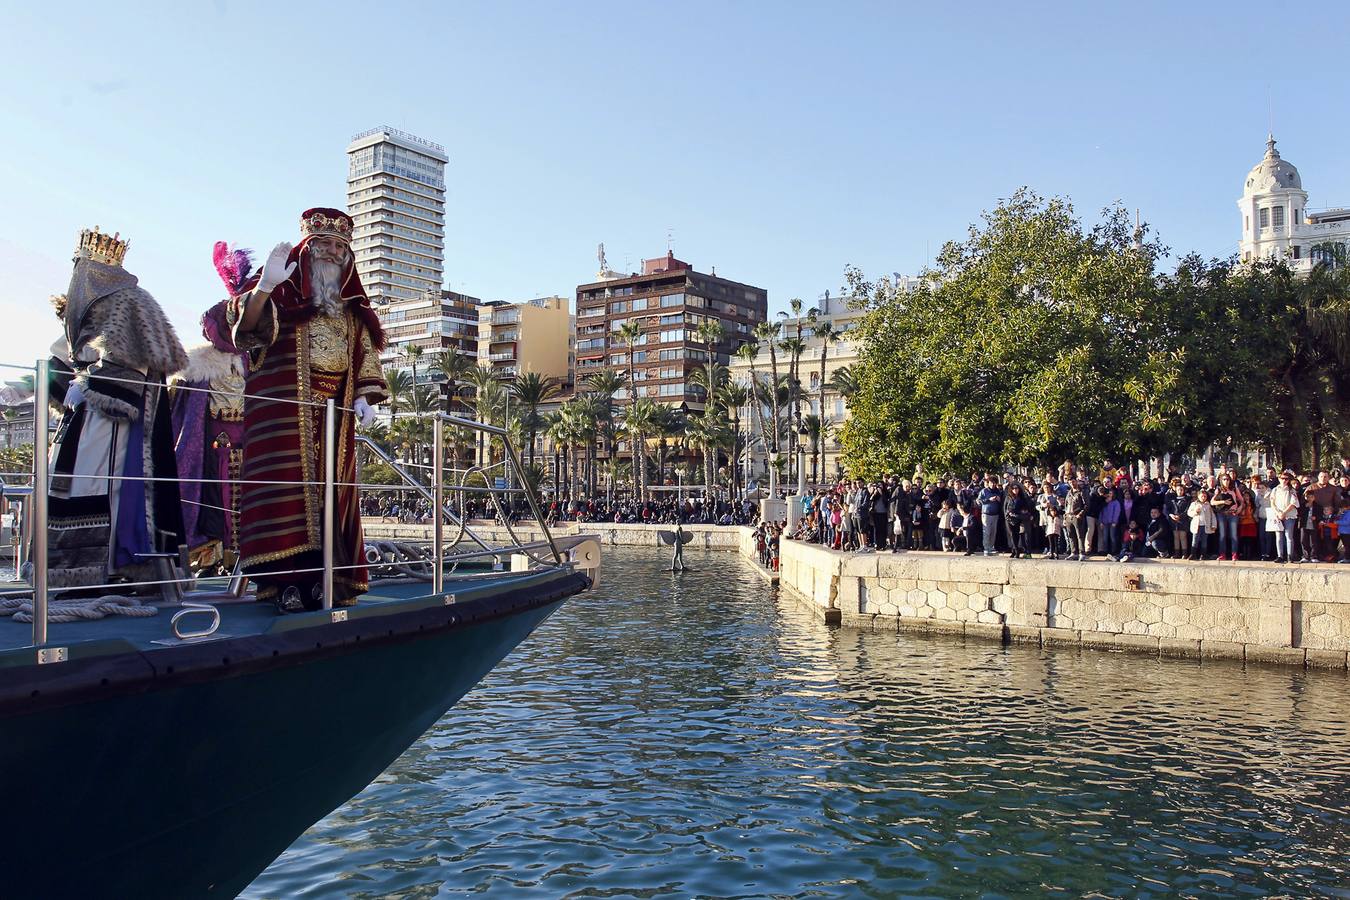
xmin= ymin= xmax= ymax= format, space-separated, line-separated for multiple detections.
xmin=2 ymin=0 xmax=1348 ymax=365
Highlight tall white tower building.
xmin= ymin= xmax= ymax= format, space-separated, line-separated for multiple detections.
xmin=346 ymin=127 xmax=448 ymax=306
xmin=1238 ymin=135 xmax=1350 ymax=271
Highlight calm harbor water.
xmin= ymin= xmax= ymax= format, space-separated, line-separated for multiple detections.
xmin=246 ymin=549 xmax=1350 ymax=898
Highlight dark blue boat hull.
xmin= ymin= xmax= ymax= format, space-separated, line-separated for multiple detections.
xmin=1 ymin=570 xmax=584 ymax=898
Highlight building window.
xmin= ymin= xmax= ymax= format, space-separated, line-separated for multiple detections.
xmin=1272 ymin=207 xmax=1285 ymax=227
xmin=1245 ymin=215 xmax=1249 ymax=232
xmin=660 ymin=293 xmax=684 ymax=308
xmin=1294 ymin=208 xmax=1302 ymax=225
xmin=1259 ymin=208 xmax=1270 ymax=229
xmin=1293 ymin=245 xmax=1301 ymax=260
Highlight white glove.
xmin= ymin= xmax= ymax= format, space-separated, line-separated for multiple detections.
xmin=256 ymin=241 xmax=297 ymax=293
xmin=63 ymin=382 xmax=85 ymax=409
xmin=353 ymin=397 xmax=377 ymax=428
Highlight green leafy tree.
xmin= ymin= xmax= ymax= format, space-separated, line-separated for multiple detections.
xmin=840 ymin=189 xmax=1167 ymax=475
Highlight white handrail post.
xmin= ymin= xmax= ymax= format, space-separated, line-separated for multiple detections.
xmin=31 ymin=359 xmax=49 ymax=647
xmin=322 ymin=398 xmax=336 ymax=610
xmin=432 ymin=414 xmax=444 ymax=595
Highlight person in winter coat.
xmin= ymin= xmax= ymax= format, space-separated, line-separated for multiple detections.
xmin=1003 ymin=484 xmax=1033 ymax=559
xmin=937 ymin=499 xmax=960 ymax=551
xmin=1164 ymin=480 xmax=1192 ymax=559
xmin=1038 ymin=481 xmax=1063 ymax=559
xmin=889 ymin=479 xmax=911 ymax=550
xmin=1188 ymin=490 xmax=1218 ymax=560
xmin=1085 ymin=484 xmax=1107 ymax=554
xmin=1062 ymin=479 xmax=1088 ymax=560
xmin=977 ymin=476 xmax=1004 ymax=557
xmin=1267 ymin=471 xmax=1299 ymax=563
xmin=869 ymin=482 xmax=890 ymax=551
xmin=1098 ymin=489 xmax=1124 ymax=558
xmin=1145 ymin=506 xmax=1171 ymax=558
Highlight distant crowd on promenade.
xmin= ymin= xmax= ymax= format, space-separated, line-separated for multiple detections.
xmin=363 ymin=493 xmax=761 ymax=528
xmin=787 ymin=461 xmax=1350 ymax=564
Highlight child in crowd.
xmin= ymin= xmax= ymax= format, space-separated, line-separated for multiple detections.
xmin=1188 ymin=490 xmax=1217 ymax=560
xmin=937 ymin=499 xmax=959 ymax=551
xmin=961 ymin=501 xmax=978 ymax=555
xmin=1145 ymin=506 xmax=1171 ymax=558
xmin=1119 ymin=520 xmax=1143 ymax=562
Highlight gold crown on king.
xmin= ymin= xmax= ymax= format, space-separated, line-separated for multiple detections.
xmin=76 ymin=226 xmax=130 ymax=267
xmin=300 ymin=211 xmax=353 ymax=242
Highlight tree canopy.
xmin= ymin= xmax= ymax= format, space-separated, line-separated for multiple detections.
xmin=839 ymin=188 xmax=1350 ymax=476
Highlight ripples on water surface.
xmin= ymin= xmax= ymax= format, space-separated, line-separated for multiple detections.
xmin=247 ymin=549 xmax=1350 ymax=898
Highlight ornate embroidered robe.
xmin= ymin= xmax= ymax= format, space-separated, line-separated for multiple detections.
xmin=170 ymin=343 xmax=247 ymax=570
xmin=46 ymin=270 xmax=188 ymax=592
xmin=228 ymin=293 xmax=386 ymax=606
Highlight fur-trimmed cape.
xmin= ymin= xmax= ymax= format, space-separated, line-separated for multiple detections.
xmin=71 ymin=286 xmax=189 ymax=420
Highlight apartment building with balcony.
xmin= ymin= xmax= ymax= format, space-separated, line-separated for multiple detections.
xmin=574 ymin=251 xmax=767 ymax=410
xmin=476 ymin=296 xmax=571 ymax=382
xmin=380 ymin=289 xmax=483 ymax=367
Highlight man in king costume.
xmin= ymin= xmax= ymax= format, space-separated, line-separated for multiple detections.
xmin=46 ymin=227 xmax=188 ymax=591
xmin=228 ymin=208 xmax=386 ymax=612
xmin=170 ymin=298 xmax=249 ymax=573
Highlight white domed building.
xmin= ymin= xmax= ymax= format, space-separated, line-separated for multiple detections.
xmin=1238 ymin=135 xmax=1350 ymax=269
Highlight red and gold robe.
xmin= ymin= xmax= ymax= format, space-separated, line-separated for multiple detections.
xmin=227 ymin=289 xmax=386 ymax=607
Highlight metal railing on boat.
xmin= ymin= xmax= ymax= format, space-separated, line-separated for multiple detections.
xmin=5 ymin=357 xmax=576 ymax=652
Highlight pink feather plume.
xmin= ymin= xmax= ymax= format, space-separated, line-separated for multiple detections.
xmin=212 ymin=241 xmax=254 ymax=294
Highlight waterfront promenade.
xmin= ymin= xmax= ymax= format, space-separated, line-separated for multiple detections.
xmin=365 ymin=520 xmax=1350 ymax=668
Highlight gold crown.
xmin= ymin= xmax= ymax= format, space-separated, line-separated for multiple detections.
xmin=76 ymin=226 xmax=130 ymax=267
xmin=300 ymin=210 xmax=354 ymax=243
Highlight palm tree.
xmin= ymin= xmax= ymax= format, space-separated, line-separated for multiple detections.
xmin=621 ymin=398 xmax=661 ymax=501
xmin=754 ymin=320 xmax=782 ymax=465
xmin=465 ymin=365 xmax=504 ymax=467
xmin=830 ymin=364 xmax=859 ymax=403
xmin=802 ymin=413 xmax=823 ymax=485
xmin=687 ymin=412 xmax=733 ymax=500
xmin=653 ymin=404 xmax=683 ymax=487
xmin=383 ymin=368 xmax=412 ymax=419
xmin=405 ymin=343 xmax=425 ymax=414
xmin=564 ymin=394 xmax=600 ymax=496
xmin=584 ymin=369 xmax=627 ymax=498
xmin=778 ymin=299 xmax=817 ymax=479
xmin=615 ymin=320 xmax=643 ymax=404
xmin=694 ymin=320 xmax=726 ymax=415
xmin=777 ymin=335 xmax=806 ymax=482
xmin=718 ymin=382 xmax=751 ymax=497
xmin=734 ymin=342 xmax=768 ymax=477
xmin=509 ymin=372 xmax=559 ymax=467
xmin=430 ymin=349 xmax=476 ymax=415
xmin=811 ymin=318 xmax=841 ymax=485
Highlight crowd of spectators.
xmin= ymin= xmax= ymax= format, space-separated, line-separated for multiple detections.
xmin=545 ymin=496 xmax=759 ymax=527
xmin=787 ymin=461 xmax=1350 ymax=564
xmin=364 ymin=493 xmax=761 ymax=528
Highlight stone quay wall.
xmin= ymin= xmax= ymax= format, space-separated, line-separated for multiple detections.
xmin=362 ymin=520 xmax=758 ymax=557
xmin=777 ymin=538 xmax=1350 ymax=669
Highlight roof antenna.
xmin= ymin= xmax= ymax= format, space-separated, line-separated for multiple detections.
xmin=667 ymin=227 xmax=674 ymax=254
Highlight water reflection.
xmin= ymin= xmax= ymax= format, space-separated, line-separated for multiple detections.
xmin=247 ymin=549 xmax=1350 ymax=898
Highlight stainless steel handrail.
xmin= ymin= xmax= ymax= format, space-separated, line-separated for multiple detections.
xmin=32 ymin=359 xmax=49 ymax=647
xmin=355 ymin=435 xmax=494 ymax=556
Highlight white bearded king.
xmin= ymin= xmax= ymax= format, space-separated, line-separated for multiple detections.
xmin=226 ymin=208 xmax=388 ymax=613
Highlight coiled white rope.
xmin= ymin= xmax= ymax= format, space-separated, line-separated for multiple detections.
xmin=0 ymin=594 xmax=159 ymax=623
